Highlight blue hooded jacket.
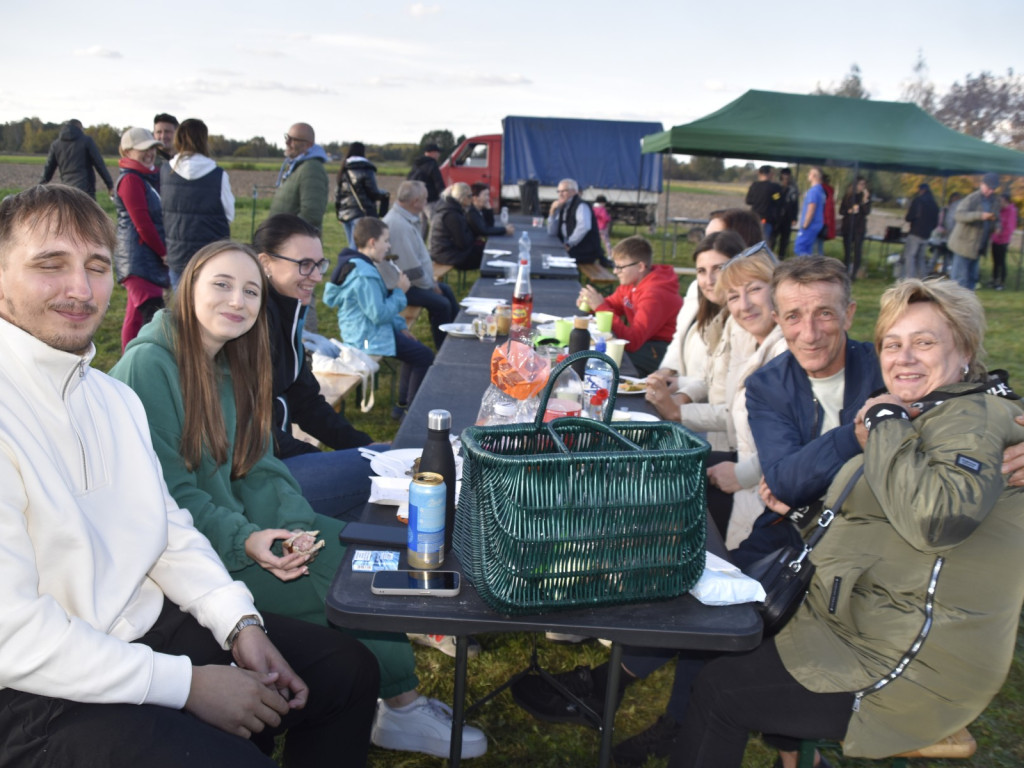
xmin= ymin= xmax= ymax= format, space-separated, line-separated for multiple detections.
xmin=322 ymin=248 xmax=407 ymax=356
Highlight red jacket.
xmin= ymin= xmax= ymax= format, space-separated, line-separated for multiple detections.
xmin=596 ymin=263 xmax=682 ymax=352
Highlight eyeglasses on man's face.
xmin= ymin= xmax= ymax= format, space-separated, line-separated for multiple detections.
xmin=284 ymin=134 xmax=309 ymax=145
xmin=270 ymin=252 xmax=330 ymax=276
xmin=612 ymin=261 xmax=641 ymax=272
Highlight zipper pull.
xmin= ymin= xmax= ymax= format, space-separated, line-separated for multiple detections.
xmin=852 ymin=693 xmax=862 ymax=712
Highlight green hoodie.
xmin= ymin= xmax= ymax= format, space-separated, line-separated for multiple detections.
xmin=110 ymin=311 xmax=419 ymax=697
xmin=110 ymin=312 xmax=337 ymax=617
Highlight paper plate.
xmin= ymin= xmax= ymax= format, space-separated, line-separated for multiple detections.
xmin=611 ymin=410 xmax=659 ymax=422
xmin=439 ymin=323 xmax=477 ymax=339
xmin=368 ymin=448 xmax=464 ymax=480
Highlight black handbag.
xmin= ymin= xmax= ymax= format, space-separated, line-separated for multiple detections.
xmin=742 ymin=467 xmax=863 ymax=636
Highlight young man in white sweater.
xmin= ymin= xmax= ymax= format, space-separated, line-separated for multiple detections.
xmin=0 ymin=184 xmax=378 ymax=767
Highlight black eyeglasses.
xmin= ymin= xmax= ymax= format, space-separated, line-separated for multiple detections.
xmin=284 ymin=134 xmax=309 ymax=145
xmin=612 ymin=261 xmax=641 ymax=271
xmin=270 ymin=253 xmax=330 ymax=276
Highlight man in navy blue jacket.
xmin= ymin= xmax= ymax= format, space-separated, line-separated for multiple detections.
xmin=747 ymin=257 xmax=1024 ymax=544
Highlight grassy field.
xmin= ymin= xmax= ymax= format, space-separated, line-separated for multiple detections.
xmin=3 ymin=183 xmax=1023 ymax=766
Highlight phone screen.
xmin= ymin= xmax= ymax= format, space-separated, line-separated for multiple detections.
xmin=372 ymin=570 xmax=459 ymax=591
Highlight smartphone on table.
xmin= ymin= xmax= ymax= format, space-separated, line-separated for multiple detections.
xmin=370 ymin=570 xmax=461 ymax=597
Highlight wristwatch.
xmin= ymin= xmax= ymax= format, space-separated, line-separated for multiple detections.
xmin=226 ymin=614 xmax=265 ymax=649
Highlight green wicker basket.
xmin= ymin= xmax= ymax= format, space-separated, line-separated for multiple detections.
xmin=454 ymin=350 xmax=709 ymax=615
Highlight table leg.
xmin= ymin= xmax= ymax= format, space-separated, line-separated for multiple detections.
xmin=598 ymin=642 xmax=624 ymax=768
xmin=449 ymin=634 xmax=468 ymax=767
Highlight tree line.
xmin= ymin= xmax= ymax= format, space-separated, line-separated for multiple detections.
xmin=0 ymin=119 xmax=463 ymax=165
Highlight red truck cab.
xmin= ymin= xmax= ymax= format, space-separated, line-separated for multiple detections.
xmin=440 ymin=134 xmax=501 ymax=204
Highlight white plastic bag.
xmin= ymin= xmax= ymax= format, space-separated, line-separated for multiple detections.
xmin=310 ymin=339 xmax=380 ymax=413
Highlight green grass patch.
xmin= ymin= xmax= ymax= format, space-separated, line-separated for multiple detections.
xmin=0 ymin=154 xmax=49 ymax=165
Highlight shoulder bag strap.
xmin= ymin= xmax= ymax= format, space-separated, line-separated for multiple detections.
xmin=788 ymin=466 xmax=864 ymax=573
xmin=348 ymin=168 xmax=370 ymax=216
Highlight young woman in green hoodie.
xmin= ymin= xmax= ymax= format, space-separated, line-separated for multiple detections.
xmin=109 ymin=240 xmax=487 ymax=760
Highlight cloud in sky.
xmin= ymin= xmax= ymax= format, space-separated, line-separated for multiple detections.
xmin=365 ymin=72 xmax=531 ymax=89
xmin=74 ymin=46 xmax=121 ymax=59
xmin=408 ymin=3 xmax=441 ymax=16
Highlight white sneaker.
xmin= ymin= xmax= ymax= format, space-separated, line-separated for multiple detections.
xmin=371 ymin=696 xmax=488 ymax=758
xmin=408 ymin=633 xmax=482 ymax=659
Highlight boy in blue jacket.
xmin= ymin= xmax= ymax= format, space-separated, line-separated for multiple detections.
xmin=324 ymin=218 xmax=434 ymax=420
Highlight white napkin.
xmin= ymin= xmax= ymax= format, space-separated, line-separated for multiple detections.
xmin=461 ymin=297 xmax=507 ymax=307
xmin=368 ymin=475 xmax=462 ymax=506
xmin=484 ymin=249 xmax=512 ymax=256
xmin=689 ymin=551 xmax=767 ymax=606
xmin=369 ymin=476 xmax=411 ymax=506
xmin=486 ymin=259 xmax=517 ymax=269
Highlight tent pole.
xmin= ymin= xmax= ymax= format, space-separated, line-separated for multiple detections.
xmin=848 ymin=161 xmax=859 ymax=276
xmin=663 ymin=155 xmax=672 ymax=262
xmin=634 ymin=155 xmax=644 ymax=237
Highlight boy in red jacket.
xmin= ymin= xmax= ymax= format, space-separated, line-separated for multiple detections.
xmin=577 ymin=236 xmax=682 ymax=376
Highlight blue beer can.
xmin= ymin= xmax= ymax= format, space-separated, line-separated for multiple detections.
xmin=407 ymin=472 xmax=446 ymax=569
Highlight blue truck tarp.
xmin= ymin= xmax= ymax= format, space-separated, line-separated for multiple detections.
xmin=502 ymin=116 xmax=664 ymax=192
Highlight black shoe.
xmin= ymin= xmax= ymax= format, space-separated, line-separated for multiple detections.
xmin=612 ymin=714 xmax=682 ymax=767
xmin=511 ymin=666 xmax=609 ymax=728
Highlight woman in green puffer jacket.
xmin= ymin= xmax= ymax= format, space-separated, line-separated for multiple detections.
xmin=669 ymin=278 xmax=1024 ymax=767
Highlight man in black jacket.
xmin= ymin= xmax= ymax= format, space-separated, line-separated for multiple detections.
xmin=40 ymin=119 xmax=113 ymax=198
xmin=903 ymin=183 xmax=939 ymax=279
xmin=745 ymin=166 xmax=782 ymax=243
xmin=407 ymin=143 xmax=446 ymax=237
xmin=772 ymin=168 xmax=800 ymax=258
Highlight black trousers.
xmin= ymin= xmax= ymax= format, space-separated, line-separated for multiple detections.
xmin=668 ymin=638 xmax=854 ymax=767
xmin=0 ymin=601 xmax=380 ymax=768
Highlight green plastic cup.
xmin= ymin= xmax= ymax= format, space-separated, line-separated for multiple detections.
xmin=554 ymin=318 xmax=573 ymax=345
xmin=595 ymin=311 xmax=613 ymax=334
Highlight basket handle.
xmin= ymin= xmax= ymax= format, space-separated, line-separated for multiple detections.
xmin=542 ymin=416 xmax=642 ymax=455
xmin=533 ymin=349 xmax=621 ymax=428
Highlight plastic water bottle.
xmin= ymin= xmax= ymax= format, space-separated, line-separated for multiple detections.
xmin=518 ymin=231 xmax=531 ymax=260
xmin=418 ymin=409 xmax=457 ymax=553
xmin=583 ymin=339 xmax=614 ymax=420
xmin=544 ymin=354 xmax=584 ymax=422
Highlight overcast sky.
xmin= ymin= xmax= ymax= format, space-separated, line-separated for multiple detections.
xmin=3 ymin=0 xmax=1022 ymax=151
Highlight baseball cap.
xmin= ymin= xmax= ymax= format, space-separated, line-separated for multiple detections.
xmin=982 ymin=172 xmax=1000 ymax=188
xmin=424 ymin=143 xmax=441 ymax=153
xmin=120 ymin=127 xmax=161 ymax=152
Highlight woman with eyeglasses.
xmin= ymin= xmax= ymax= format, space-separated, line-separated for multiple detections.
xmin=253 ymin=214 xmax=384 ymax=521
xmin=325 ymin=217 xmax=434 ymax=421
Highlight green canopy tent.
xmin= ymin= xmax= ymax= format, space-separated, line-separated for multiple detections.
xmin=644 ymin=90 xmax=1024 ymax=282
xmin=642 ymin=89 xmax=1024 ymax=176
